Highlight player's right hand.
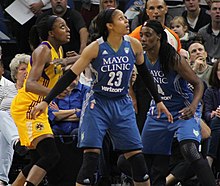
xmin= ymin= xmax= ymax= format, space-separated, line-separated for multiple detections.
xmin=31 ymin=101 xmax=48 ymax=119
xmin=156 ymin=102 xmax=173 ymax=123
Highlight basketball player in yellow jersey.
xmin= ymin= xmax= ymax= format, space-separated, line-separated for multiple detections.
xmin=10 ymin=15 xmax=70 ymax=186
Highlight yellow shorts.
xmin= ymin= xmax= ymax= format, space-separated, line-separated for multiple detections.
xmin=11 ymin=94 xmax=53 ymax=147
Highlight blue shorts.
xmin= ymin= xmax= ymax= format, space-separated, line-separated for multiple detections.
xmin=141 ymin=111 xmax=201 ymax=155
xmin=78 ymin=92 xmax=143 ymax=150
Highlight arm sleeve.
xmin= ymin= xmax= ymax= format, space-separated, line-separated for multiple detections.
xmin=136 ymin=63 xmax=161 ymax=103
xmin=44 ymin=69 xmax=77 ymax=104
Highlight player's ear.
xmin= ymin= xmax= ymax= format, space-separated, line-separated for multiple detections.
xmin=106 ymin=23 xmax=113 ymax=30
xmin=157 ymin=34 xmax=161 ymax=41
xmin=49 ymin=30 xmax=54 ymax=37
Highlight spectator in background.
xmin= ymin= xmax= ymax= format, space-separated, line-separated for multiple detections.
xmin=170 ymin=16 xmax=196 ymax=50
xmin=88 ymin=0 xmax=118 ymax=43
xmin=198 ymin=0 xmax=220 ymax=63
xmin=182 ymin=0 xmax=211 ymax=33
xmin=37 ymin=0 xmax=89 ymax=54
xmin=130 ymin=0 xmax=181 ymax=52
xmin=0 ymin=54 xmax=29 ymax=186
xmin=130 ymin=2 xmax=149 ymax=32
xmin=165 ymin=0 xmax=185 ymax=18
xmin=203 ymin=60 xmax=220 ymax=171
xmin=200 ymin=0 xmax=211 ymax=9
xmin=130 ymin=1 xmax=173 ymax=32
xmin=48 ymin=76 xmax=89 ymax=136
xmin=80 ymin=0 xmax=100 ymax=28
xmin=124 ymin=0 xmax=146 ymax=24
xmin=188 ymin=42 xmax=213 ymax=86
xmin=11 ymin=0 xmax=51 ymax=54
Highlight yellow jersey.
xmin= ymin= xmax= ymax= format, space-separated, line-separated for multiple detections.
xmin=10 ymin=41 xmax=63 ymax=147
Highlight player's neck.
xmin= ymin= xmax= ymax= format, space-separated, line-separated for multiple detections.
xmin=107 ymin=35 xmax=123 ymax=52
xmin=146 ymin=44 xmax=160 ymax=63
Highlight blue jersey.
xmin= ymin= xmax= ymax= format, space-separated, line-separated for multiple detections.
xmin=145 ymin=54 xmax=193 ymax=117
xmin=90 ymin=36 xmax=135 ymax=97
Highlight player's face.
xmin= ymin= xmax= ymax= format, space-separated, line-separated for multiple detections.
xmin=140 ymin=26 xmax=160 ymax=51
xmin=51 ymin=17 xmax=70 ymax=44
xmin=108 ymin=10 xmax=130 ymax=35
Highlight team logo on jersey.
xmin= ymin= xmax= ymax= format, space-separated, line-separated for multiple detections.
xmin=193 ymin=129 xmax=200 ymax=137
xmin=124 ymin=47 xmax=129 ymax=54
xmin=102 ymin=50 xmax=108 ymax=55
xmin=35 ymin=123 xmax=44 ymax=131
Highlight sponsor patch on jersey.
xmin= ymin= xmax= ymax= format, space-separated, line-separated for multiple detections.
xmin=35 ymin=122 xmax=45 ymax=131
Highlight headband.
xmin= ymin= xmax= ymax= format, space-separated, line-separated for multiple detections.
xmin=143 ymin=20 xmax=164 ymax=35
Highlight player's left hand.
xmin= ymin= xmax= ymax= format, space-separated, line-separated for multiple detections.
xmin=50 ymin=58 xmax=67 ymax=67
xmin=156 ymin=102 xmax=173 ymax=123
xmin=31 ymin=101 xmax=48 ymax=119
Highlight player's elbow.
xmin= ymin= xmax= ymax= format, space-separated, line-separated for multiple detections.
xmin=25 ymin=79 xmax=33 ymax=92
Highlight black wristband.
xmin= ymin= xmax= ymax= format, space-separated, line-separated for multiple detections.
xmin=136 ymin=63 xmax=161 ymax=103
xmin=44 ymin=69 xmax=77 ymax=104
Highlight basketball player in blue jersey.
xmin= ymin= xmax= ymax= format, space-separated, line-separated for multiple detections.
xmin=31 ymin=9 xmax=173 ymax=186
xmin=140 ymin=20 xmax=216 ymax=186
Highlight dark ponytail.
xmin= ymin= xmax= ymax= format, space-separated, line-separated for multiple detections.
xmin=159 ymin=31 xmax=180 ymax=74
xmin=96 ymin=8 xmax=116 ymax=41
